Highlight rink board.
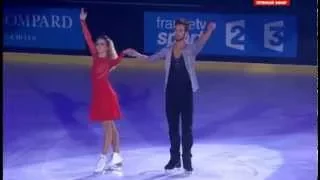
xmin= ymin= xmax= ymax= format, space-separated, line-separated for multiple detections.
xmin=2 ymin=52 xmax=317 ymax=75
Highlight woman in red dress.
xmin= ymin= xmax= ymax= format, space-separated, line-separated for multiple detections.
xmin=80 ymin=8 xmax=124 ymax=173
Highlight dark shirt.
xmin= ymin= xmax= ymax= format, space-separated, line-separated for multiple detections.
xmin=167 ymin=51 xmax=192 ymax=93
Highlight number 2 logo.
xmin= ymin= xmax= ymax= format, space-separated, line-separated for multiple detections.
xmin=226 ymin=20 xmax=245 ymax=51
xmin=264 ymin=21 xmax=285 ymax=52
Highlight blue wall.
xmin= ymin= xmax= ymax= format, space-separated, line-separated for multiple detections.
xmin=3 ymin=0 xmax=317 ymax=65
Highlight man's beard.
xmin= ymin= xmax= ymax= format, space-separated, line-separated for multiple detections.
xmin=175 ymin=34 xmax=185 ymax=42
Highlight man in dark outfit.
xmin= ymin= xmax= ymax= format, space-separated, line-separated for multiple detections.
xmin=165 ymin=46 xmax=194 ymax=172
xmin=123 ymin=19 xmax=216 ymax=174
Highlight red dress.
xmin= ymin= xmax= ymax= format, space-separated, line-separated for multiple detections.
xmin=81 ymin=20 xmax=122 ymax=121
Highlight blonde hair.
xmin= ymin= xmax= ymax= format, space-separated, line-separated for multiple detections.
xmin=106 ymin=38 xmax=118 ymax=59
xmin=97 ymin=35 xmax=118 ymax=59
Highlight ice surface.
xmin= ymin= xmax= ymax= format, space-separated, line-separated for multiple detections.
xmin=3 ymin=63 xmax=317 ymax=180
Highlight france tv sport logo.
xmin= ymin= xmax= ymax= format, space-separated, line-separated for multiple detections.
xmin=264 ymin=21 xmax=285 ymax=52
xmin=144 ymin=13 xmax=208 ymax=53
xmin=225 ymin=20 xmax=246 ymax=51
xmin=144 ymin=12 xmax=297 ymax=58
xmin=155 ymin=16 xmax=205 ymax=46
xmin=218 ymin=16 xmax=296 ymax=57
xmin=225 ymin=20 xmax=287 ymax=53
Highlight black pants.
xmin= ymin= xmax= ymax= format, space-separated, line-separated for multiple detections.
xmin=165 ymin=83 xmax=193 ymax=160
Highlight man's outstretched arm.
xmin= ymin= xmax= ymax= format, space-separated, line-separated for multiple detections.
xmin=123 ymin=47 xmax=168 ymax=61
xmin=192 ymin=22 xmax=216 ymax=55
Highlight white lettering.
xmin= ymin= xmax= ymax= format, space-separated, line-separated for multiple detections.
xmin=164 ymin=19 xmax=174 ymax=29
xmin=157 ymin=32 xmax=168 ymax=45
xmin=5 ymin=32 xmax=36 ymax=41
xmin=156 ymin=32 xmax=203 ymax=46
xmin=155 ymin=16 xmax=207 ymax=31
xmin=52 ymin=15 xmax=61 ymax=28
xmin=61 ymin=16 xmax=72 ymax=28
xmin=198 ymin=19 xmax=207 ymax=30
xmin=4 ymin=14 xmax=73 ymax=29
xmin=254 ymin=0 xmax=289 ymax=6
xmin=264 ymin=21 xmax=284 ymax=52
xmin=32 ymin=15 xmax=41 ymax=27
xmin=39 ymin=16 xmax=50 ymax=28
xmin=226 ymin=20 xmax=246 ymax=51
xmin=154 ymin=16 xmax=208 ymax=46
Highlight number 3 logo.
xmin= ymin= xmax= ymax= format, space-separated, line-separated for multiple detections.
xmin=264 ymin=21 xmax=285 ymax=52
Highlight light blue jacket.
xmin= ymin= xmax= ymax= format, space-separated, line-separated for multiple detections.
xmin=147 ymin=41 xmax=205 ymax=93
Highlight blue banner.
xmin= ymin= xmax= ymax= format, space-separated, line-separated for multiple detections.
xmin=144 ymin=12 xmax=298 ymax=58
xmin=3 ymin=7 xmax=85 ymax=50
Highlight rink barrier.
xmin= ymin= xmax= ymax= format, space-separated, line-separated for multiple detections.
xmin=2 ymin=52 xmax=317 ymax=75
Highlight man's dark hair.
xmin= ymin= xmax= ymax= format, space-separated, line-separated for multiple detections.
xmin=175 ymin=18 xmax=189 ymax=32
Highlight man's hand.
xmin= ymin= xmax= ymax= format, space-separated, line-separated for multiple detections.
xmin=123 ymin=48 xmax=140 ymax=57
xmin=207 ymin=22 xmax=216 ymax=32
xmin=192 ymin=21 xmax=216 ymax=55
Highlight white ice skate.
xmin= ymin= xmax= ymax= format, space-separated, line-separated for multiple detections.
xmin=106 ymin=152 xmax=123 ymax=169
xmin=104 ymin=153 xmax=124 ymax=176
xmin=184 ymin=170 xmax=193 ymax=176
xmin=94 ymin=154 xmax=108 ymax=173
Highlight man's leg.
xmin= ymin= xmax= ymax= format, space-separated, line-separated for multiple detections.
xmin=165 ymin=89 xmax=181 ymax=170
xmin=181 ymin=88 xmax=194 ymax=172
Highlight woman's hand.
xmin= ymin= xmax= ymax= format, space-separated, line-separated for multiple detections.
xmin=80 ymin=8 xmax=87 ymax=21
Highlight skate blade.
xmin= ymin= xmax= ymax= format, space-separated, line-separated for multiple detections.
xmin=93 ymin=170 xmax=105 ymax=175
xmin=184 ymin=170 xmax=193 ymax=176
xmin=93 ymin=166 xmax=116 ymax=175
xmin=165 ymin=168 xmax=181 ymax=174
xmin=109 ymin=160 xmax=123 ymax=166
xmin=93 ymin=164 xmax=123 ymax=175
xmin=107 ymin=162 xmax=123 ymax=169
xmin=103 ymin=166 xmax=124 ymax=176
xmin=93 ymin=166 xmax=107 ymax=173
xmin=106 ymin=163 xmax=123 ymax=169
xmin=105 ymin=164 xmax=123 ymax=171
xmin=106 ymin=166 xmax=122 ymax=171
xmin=111 ymin=170 xmax=124 ymax=176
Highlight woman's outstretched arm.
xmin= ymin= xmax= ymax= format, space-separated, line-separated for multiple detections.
xmin=80 ymin=8 xmax=97 ymax=56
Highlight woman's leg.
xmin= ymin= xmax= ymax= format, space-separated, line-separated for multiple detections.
xmin=94 ymin=121 xmax=113 ymax=172
xmin=102 ymin=121 xmax=113 ymax=154
xmin=111 ymin=122 xmax=120 ymax=153
xmin=108 ymin=121 xmax=123 ymax=168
